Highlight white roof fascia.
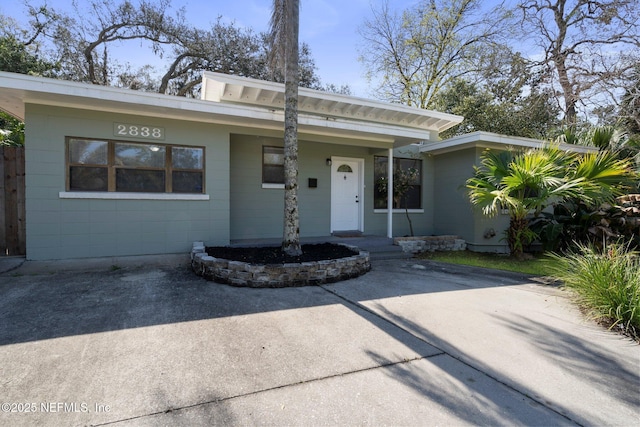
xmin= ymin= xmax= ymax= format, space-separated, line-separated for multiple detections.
xmin=0 ymin=72 xmax=437 ymax=146
xmin=202 ymin=71 xmax=463 ymax=134
xmin=420 ymin=131 xmax=599 ymax=155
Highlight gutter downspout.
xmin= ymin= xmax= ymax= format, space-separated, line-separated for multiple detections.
xmin=387 ymin=147 xmax=393 ymax=239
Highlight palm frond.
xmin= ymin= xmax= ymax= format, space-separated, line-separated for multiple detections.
xmin=572 ymin=150 xmax=636 ymax=205
xmin=267 ymin=0 xmax=286 ymax=77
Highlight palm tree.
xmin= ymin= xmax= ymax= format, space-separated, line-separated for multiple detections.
xmin=269 ymin=0 xmax=302 ymax=256
xmin=559 ymin=125 xmax=640 ymax=189
xmin=466 ymin=145 xmax=636 ymax=258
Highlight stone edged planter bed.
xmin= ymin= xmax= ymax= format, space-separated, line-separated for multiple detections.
xmin=191 ymin=242 xmax=371 ymax=288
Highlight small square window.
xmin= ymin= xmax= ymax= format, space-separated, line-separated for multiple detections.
xmin=69 ymin=166 xmax=108 ymax=191
xmin=69 ymin=139 xmax=108 ymax=165
xmin=172 ymin=171 xmax=203 ymax=193
xmin=172 ymin=147 xmax=203 ymax=169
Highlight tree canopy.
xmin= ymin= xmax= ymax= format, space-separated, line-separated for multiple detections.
xmin=0 ymin=0 xmax=341 ymax=97
xmin=358 ymin=0 xmax=640 ymax=136
xmin=358 ymin=0 xmax=509 ymax=109
xmin=518 ymin=0 xmax=640 ymax=126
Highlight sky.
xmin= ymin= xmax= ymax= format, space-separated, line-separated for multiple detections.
xmin=1 ymin=0 xmax=429 ymax=97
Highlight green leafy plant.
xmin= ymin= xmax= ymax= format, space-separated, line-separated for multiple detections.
xmin=0 ymin=112 xmax=24 ymax=146
xmin=467 ymin=145 xmax=637 ymax=258
xmin=549 ymin=242 xmax=640 ymax=340
xmin=530 ymin=195 xmax=640 ymax=252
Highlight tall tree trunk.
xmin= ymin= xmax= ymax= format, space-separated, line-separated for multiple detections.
xmin=555 ymin=54 xmax=577 ymax=126
xmin=282 ymin=0 xmax=302 ymax=256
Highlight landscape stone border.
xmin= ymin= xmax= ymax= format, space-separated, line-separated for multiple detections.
xmin=190 ymin=242 xmax=371 ymax=288
xmin=394 ymin=235 xmax=466 ymax=253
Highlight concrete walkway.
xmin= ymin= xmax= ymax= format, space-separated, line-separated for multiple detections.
xmin=0 ymin=255 xmax=638 ymax=426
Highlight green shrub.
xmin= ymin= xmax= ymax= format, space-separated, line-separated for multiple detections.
xmin=550 ymin=243 xmax=640 ymax=339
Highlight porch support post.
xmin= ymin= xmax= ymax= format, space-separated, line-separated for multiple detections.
xmin=387 ymin=147 xmax=393 ymax=239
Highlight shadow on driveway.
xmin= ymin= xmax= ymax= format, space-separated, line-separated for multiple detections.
xmin=1 ymin=258 xmax=636 ymax=426
xmin=0 ymin=259 xmax=529 ymax=346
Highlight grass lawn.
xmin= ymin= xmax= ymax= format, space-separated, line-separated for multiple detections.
xmin=417 ymin=250 xmax=561 ymax=276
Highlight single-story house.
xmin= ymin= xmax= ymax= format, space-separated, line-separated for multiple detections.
xmin=0 ymin=71 xmax=594 ymax=260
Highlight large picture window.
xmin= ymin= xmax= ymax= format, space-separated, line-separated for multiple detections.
xmin=374 ymin=156 xmax=422 ymax=209
xmin=66 ymin=138 xmax=204 ymax=193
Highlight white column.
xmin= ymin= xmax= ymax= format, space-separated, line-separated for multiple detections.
xmin=387 ymin=147 xmax=393 ymax=239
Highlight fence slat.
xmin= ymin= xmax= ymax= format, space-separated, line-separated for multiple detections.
xmin=0 ymin=146 xmax=6 ymax=255
xmin=15 ymin=147 xmax=26 ymax=255
xmin=1 ymin=146 xmax=26 ymax=256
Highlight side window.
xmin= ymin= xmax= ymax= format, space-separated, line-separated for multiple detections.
xmin=263 ymin=146 xmax=284 ymax=185
xmin=66 ymin=138 xmax=205 ymax=193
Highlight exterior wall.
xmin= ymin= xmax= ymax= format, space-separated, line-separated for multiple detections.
xmin=24 ymin=104 xmax=230 ymax=260
xmin=230 ymin=136 xmax=434 ymax=240
xmin=432 ymin=147 xmax=508 ymax=253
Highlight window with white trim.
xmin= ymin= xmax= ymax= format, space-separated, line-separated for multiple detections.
xmin=262 ymin=146 xmax=284 ymax=185
xmin=66 ymin=137 xmax=205 ymax=193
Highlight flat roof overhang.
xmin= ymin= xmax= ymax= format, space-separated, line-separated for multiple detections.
xmin=420 ymin=131 xmax=599 ymax=155
xmin=0 ymin=71 xmax=463 ymax=149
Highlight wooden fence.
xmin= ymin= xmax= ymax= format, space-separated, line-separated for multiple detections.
xmin=0 ymin=146 xmax=26 ymax=256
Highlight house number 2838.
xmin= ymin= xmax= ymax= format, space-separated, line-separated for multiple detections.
xmin=114 ymin=123 xmax=165 ymax=140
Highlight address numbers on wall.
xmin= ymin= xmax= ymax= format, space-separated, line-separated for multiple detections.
xmin=114 ymin=123 xmax=165 ymax=140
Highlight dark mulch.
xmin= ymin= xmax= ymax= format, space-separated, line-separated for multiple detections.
xmin=205 ymin=243 xmax=358 ymax=265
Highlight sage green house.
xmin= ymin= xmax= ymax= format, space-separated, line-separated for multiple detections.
xmin=0 ymin=71 xmax=592 ymax=260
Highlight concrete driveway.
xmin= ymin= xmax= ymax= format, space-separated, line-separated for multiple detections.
xmin=0 ymin=255 xmax=638 ymax=426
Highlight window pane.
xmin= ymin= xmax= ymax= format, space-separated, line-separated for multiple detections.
xmin=400 ymin=185 xmax=421 ymax=209
xmin=374 ymin=156 xmax=389 ymax=208
xmin=263 ymin=146 xmax=284 ymax=165
xmin=396 ymin=158 xmax=421 ymax=184
xmin=172 ymin=171 xmax=203 ymax=193
xmin=69 ymin=139 xmax=108 ymax=165
xmin=69 ymin=166 xmax=108 ymax=191
xmin=172 ymin=147 xmax=203 ymax=169
xmin=374 ymin=187 xmax=387 ymax=209
xmin=115 ymin=143 xmax=165 ymax=168
xmin=374 ymin=156 xmax=388 ymax=178
xmin=263 ymin=165 xmax=284 ymax=184
xmin=116 ymin=169 xmax=165 ymax=192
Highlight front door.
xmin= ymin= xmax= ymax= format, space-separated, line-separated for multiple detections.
xmin=331 ymin=157 xmax=363 ymax=232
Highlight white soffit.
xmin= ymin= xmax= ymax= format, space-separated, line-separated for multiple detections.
xmin=420 ymin=131 xmax=599 ymax=155
xmin=0 ymin=71 xmax=461 ymax=146
xmin=202 ymin=71 xmax=463 ymax=134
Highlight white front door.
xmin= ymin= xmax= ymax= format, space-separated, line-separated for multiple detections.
xmin=331 ymin=157 xmax=363 ymax=232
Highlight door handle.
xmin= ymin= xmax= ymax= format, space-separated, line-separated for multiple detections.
xmin=355 ymin=195 xmax=359 ymax=203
